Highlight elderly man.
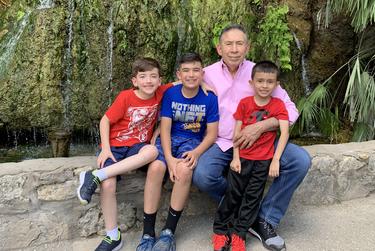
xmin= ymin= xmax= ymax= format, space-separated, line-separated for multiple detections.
xmin=193 ymin=24 xmax=311 ymax=251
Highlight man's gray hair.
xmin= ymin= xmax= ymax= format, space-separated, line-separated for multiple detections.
xmin=219 ymin=24 xmax=248 ymax=42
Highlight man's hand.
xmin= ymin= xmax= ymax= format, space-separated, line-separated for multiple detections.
xmin=200 ymin=82 xmax=217 ymax=96
xmin=269 ymin=159 xmax=280 ymax=178
xmin=233 ymin=123 xmax=263 ymax=149
xmin=181 ymin=150 xmax=200 ymax=169
xmin=230 ymin=158 xmax=241 ymax=173
xmin=97 ymin=148 xmax=116 ymax=168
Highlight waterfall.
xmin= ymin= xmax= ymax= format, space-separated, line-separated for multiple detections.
xmin=13 ymin=130 xmax=18 ymax=149
xmin=175 ymin=0 xmax=188 ymax=72
xmin=0 ymin=11 xmax=31 ymax=77
xmin=61 ymin=0 xmax=75 ymax=129
xmin=107 ymin=5 xmax=114 ymax=106
xmin=292 ymin=32 xmax=311 ymax=96
xmin=37 ymin=0 xmax=54 ymax=10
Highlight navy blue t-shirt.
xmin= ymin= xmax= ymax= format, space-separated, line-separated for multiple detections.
xmin=160 ymin=85 xmax=219 ymax=141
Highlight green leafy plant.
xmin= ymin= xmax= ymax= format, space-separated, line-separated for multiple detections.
xmin=291 ymin=84 xmax=341 ymax=143
xmin=316 ymin=0 xmax=375 ymax=141
xmin=255 ymin=5 xmax=293 ymax=71
xmin=16 ymin=10 xmax=25 ymax=21
xmin=211 ymin=21 xmax=231 ymax=48
xmin=317 ymin=0 xmax=375 ymax=32
xmin=251 ymin=0 xmax=262 ymax=6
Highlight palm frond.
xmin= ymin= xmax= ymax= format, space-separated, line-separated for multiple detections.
xmin=318 ymin=0 xmax=375 ymax=32
xmin=352 ymin=122 xmax=375 ymax=141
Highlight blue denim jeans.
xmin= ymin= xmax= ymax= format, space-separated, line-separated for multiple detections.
xmin=192 ymin=141 xmax=311 ymax=226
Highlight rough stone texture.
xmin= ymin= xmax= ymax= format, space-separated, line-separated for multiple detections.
xmin=293 ymin=141 xmax=375 ymax=205
xmin=0 ymin=141 xmax=374 ymax=250
xmin=37 ymin=180 xmax=77 ymax=201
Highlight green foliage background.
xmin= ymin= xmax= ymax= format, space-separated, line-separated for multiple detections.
xmin=1 ymin=0 xmax=291 ymax=131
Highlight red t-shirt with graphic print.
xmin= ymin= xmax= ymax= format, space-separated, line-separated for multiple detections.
xmin=233 ymin=96 xmax=289 ymax=160
xmin=105 ymin=84 xmax=173 ymax=147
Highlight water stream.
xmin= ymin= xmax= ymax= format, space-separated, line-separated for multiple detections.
xmin=292 ymin=32 xmax=311 ymax=96
xmin=107 ymin=5 xmax=114 ymax=106
xmin=61 ymin=0 xmax=75 ymax=129
xmin=0 ymin=11 xmax=31 ymax=77
xmin=37 ymin=0 xmax=54 ymax=10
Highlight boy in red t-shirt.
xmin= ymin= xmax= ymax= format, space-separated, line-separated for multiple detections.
xmin=212 ymin=61 xmax=290 ymax=251
xmin=77 ymin=58 xmax=173 ymax=251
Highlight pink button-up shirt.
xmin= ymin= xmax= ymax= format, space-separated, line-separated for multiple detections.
xmin=204 ymin=59 xmax=299 ymax=151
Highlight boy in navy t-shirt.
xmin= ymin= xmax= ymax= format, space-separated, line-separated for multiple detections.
xmin=136 ymin=53 xmax=219 ymax=251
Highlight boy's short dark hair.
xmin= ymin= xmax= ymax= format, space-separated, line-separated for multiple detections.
xmin=132 ymin=57 xmax=161 ymax=77
xmin=252 ymin=60 xmax=280 ymax=80
xmin=219 ymin=24 xmax=248 ymax=43
xmin=178 ymin=52 xmax=203 ymax=68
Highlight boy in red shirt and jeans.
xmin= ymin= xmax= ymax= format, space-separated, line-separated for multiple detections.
xmin=212 ymin=61 xmax=290 ymax=251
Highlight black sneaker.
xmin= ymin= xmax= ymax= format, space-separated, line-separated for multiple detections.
xmin=77 ymin=171 xmax=100 ymax=205
xmin=249 ymin=218 xmax=286 ymax=251
xmin=95 ymin=235 xmax=123 ymax=251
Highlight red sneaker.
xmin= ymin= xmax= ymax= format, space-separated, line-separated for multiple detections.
xmin=231 ymin=233 xmax=246 ymax=251
xmin=212 ymin=233 xmax=230 ymax=251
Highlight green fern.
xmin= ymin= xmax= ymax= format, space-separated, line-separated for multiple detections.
xmin=255 ymin=5 xmax=293 ymax=71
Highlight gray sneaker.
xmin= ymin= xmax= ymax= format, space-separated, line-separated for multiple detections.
xmin=95 ymin=235 xmax=123 ymax=251
xmin=249 ymin=218 xmax=286 ymax=251
xmin=152 ymin=229 xmax=176 ymax=251
xmin=136 ymin=234 xmax=155 ymax=251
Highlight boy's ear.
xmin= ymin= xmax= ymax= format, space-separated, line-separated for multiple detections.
xmin=131 ymin=77 xmax=137 ymax=87
xmin=276 ymin=80 xmax=280 ymax=86
xmin=176 ymin=70 xmax=182 ymax=80
xmin=248 ymin=79 xmax=253 ymax=85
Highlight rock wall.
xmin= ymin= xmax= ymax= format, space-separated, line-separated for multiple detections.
xmin=0 ymin=141 xmax=374 ymax=250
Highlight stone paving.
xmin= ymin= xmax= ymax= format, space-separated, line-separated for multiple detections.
xmin=21 ymin=194 xmax=375 ymax=251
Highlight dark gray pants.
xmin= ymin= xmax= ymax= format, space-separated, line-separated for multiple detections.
xmin=213 ymin=158 xmax=270 ymax=239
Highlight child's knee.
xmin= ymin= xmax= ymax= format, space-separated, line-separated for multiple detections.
xmin=100 ymin=178 xmax=117 ymax=194
xmin=141 ymin=145 xmax=159 ymax=160
xmin=147 ymin=161 xmax=166 ymax=178
xmin=177 ymin=164 xmax=193 ymax=184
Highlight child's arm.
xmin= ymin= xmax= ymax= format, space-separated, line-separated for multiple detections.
xmin=182 ymin=121 xmax=218 ymax=169
xmin=230 ymin=120 xmax=243 ymax=173
xmin=97 ymin=115 xmax=117 ymax=168
xmin=269 ymin=120 xmax=289 ymax=177
xmin=160 ymin=116 xmax=180 ymax=182
xmin=150 ymin=123 xmax=160 ymax=145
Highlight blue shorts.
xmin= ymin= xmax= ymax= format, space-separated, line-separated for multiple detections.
xmin=155 ymin=136 xmax=201 ymax=166
xmin=99 ymin=142 xmax=147 ymax=168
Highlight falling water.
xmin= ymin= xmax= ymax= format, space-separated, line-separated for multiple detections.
xmin=174 ymin=0 xmax=188 ymax=72
xmin=107 ymin=5 xmax=114 ymax=106
xmin=61 ymin=0 xmax=75 ymax=129
xmin=292 ymin=32 xmax=311 ymax=96
xmin=0 ymin=11 xmax=31 ymax=77
xmin=37 ymin=0 xmax=54 ymax=10
xmin=13 ymin=130 xmax=18 ymax=149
